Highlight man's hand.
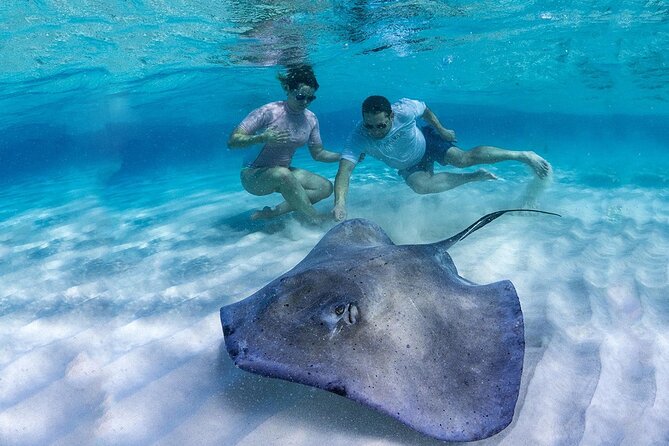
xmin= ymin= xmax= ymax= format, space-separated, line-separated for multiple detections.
xmin=332 ymin=204 xmax=347 ymax=221
xmin=421 ymin=106 xmax=457 ymax=143
xmin=438 ymin=128 xmax=457 ymax=143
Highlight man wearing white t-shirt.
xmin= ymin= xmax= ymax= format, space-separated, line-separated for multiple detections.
xmin=332 ymin=96 xmax=552 ymax=221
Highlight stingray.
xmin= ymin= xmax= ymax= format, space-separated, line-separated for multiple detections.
xmin=220 ymin=209 xmax=559 ymax=441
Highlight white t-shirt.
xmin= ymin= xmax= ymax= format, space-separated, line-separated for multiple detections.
xmin=341 ymin=98 xmax=427 ymax=170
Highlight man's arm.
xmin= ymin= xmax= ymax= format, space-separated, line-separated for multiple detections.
xmin=308 ymin=144 xmax=341 ymax=163
xmin=333 ymin=158 xmax=356 ymax=221
xmin=421 ymin=106 xmax=456 ymax=142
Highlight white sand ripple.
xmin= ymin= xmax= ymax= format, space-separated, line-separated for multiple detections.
xmin=1 ymin=171 xmax=668 ymax=445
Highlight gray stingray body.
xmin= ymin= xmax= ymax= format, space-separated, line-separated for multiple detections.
xmin=220 ymin=210 xmax=554 ymax=441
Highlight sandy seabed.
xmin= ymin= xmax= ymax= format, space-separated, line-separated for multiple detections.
xmin=1 ymin=165 xmax=668 ymax=445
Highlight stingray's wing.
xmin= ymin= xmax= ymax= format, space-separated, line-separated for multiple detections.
xmin=299 ymin=218 xmax=395 ymax=265
xmin=434 ymin=209 xmax=561 ymax=250
xmin=339 ymin=278 xmax=525 ymax=441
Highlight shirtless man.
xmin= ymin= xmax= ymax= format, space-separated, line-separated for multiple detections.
xmin=332 ymin=96 xmax=551 ymax=221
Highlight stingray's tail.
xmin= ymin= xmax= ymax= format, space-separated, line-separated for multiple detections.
xmin=437 ymin=209 xmax=561 ymax=250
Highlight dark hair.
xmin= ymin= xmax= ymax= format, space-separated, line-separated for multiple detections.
xmin=278 ymin=64 xmax=319 ymax=91
xmin=362 ymin=95 xmax=392 ymax=116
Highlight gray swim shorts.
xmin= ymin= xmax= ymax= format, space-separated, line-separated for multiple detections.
xmin=398 ymin=126 xmax=455 ymax=180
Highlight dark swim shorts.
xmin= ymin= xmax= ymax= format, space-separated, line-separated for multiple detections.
xmin=398 ymin=126 xmax=455 ymax=180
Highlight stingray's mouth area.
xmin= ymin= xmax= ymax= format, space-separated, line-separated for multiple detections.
xmin=226 ymin=348 xmax=347 ymax=397
xmin=234 ymin=356 xmax=342 ymax=391
xmin=226 ymin=345 xmax=278 ymax=377
xmin=223 ymin=334 xmax=247 ymax=362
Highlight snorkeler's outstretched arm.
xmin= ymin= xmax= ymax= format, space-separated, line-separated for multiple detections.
xmin=421 ymin=106 xmax=456 ymax=143
xmin=309 ymin=144 xmax=341 ymax=163
xmin=333 ymin=158 xmax=356 ymax=221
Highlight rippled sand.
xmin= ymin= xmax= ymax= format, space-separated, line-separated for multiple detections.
xmin=1 ymin=167 xmax=667 ymax=445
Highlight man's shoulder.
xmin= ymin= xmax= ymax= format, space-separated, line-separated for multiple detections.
xmin=391 ymin=98 xmax=426 ymax=121
xmin=392 ymin=98 xmax=424 ymax=111
xmin=394 ymin=97 xmax=422 ymax=104
xmin=392 ymin=97 xmax=422 ymax=105
xmin=343 ymin=124 xmax=372 ymax=153
xmin=348 ymin=123 xmax=371 ymax=142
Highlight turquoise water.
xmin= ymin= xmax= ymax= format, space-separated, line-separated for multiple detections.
xmin=1 ymin=2 xmax=668 ymax=445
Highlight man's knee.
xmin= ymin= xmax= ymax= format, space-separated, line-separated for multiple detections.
xmin=445 ymin=149 xmax=470 ymax=168
xmin=406 ymin=178 xmax=432 ymax=195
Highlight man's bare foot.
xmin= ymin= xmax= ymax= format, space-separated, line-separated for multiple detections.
xmin=474 ymin=169 xmax=499 ymax=181
xmin=524 ymin=152 xmax=552 ymax=178
xmin=250 ymin=206 xmax=275 ymax=221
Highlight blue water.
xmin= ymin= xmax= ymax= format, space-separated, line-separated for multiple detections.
xmin=1 ymin=2 xmax=668 ymax=445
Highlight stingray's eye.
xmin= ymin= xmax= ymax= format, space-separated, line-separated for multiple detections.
xmin=348 ymin=303 xmax=359 ymax=324
xmin=334 ymin=304 xmax=346 ymax=316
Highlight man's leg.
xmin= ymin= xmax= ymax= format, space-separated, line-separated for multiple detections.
xmin=405 ymin=170 xmax=497 ymax=195
xmin=241 ymin=167 xmax=324 ymax=220
xmin=444 ymin=146 xmax=552 ymax=178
